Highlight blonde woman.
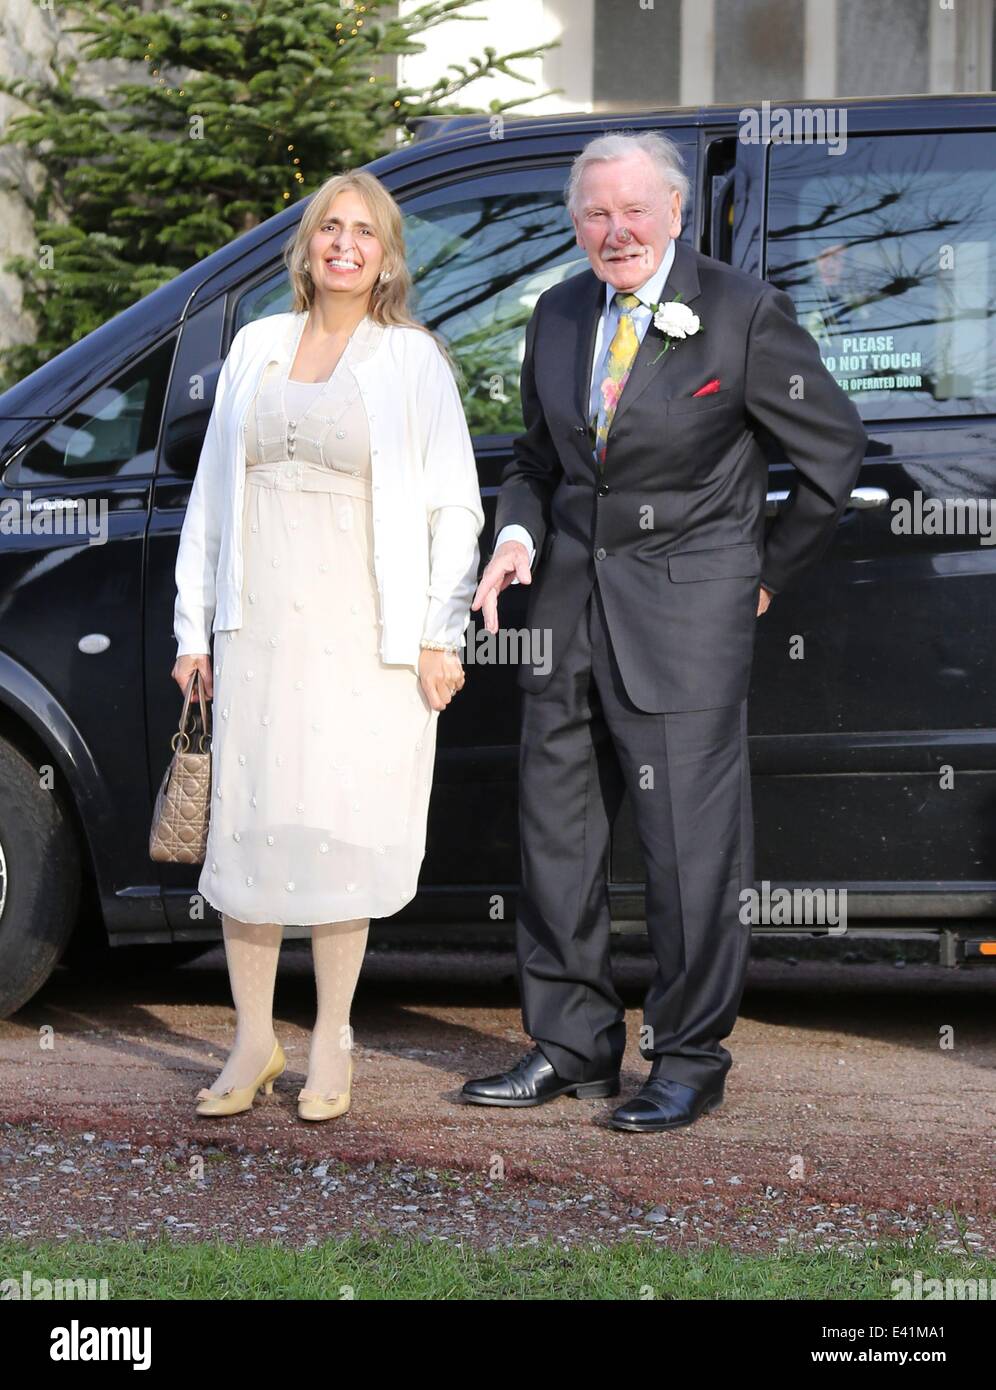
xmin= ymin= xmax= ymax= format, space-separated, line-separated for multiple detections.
xmin=172 ymin=170 xmax=484 ymax=1121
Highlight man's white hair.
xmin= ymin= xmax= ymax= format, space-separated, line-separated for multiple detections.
xmin=565 ymin=130 xmax=690 ymax=216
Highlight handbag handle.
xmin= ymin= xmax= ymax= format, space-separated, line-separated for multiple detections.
xmin=172 ymin=668 xmax=212 ymax=754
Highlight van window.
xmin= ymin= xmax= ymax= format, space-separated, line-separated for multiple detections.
xmin=765 ymin=132 xmax=996 ymax=420
xmin=234 ymin=278 xmax=292 ymax=328
xmin=5 ymin=338 xmax=175 ymax=485
xmin=404 ymin=189 xmax=584 ymax=435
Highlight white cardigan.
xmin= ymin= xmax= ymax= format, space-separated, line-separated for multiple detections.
xmin=173 ymin=310 xmax=485 ymax=672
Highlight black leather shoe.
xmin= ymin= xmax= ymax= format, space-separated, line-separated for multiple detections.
xmin=609 ymin=1075 xmax=725 ymax=1132
xmin=460 ymin=1047 xmax=620 ymax=1107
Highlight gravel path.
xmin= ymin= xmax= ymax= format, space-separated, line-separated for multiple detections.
xmin=1 ymin=945 xmax=993 ymax=1255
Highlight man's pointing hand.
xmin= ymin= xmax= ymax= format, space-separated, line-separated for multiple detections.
xmin=471 ymin=540 xmax=532 ymax=635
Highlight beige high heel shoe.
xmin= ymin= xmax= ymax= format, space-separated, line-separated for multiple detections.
xmin=195 ymin=1038 xmax=286 ymax=1117
xmin=297 ymin=1055 xmax=353 ymax=1122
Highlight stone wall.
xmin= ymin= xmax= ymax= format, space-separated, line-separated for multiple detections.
xmin=0 ymin=0 xmax=163 ymax=352
xmin=0 ymin=0 xmax=64 ymax=351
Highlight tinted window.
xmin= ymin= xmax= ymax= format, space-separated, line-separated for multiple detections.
xmin=6 ymin=338 xmax=175 ymax=485
xmin=404 ymin=189 xmax=583 ymax=435
xmin=235 ymin=277 xmax=292 ymax=330
xmin=765 ymin=132 xmax=996 ymax=420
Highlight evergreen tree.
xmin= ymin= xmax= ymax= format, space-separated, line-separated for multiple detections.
xmin=0 ymin=0 xmax=554 ymax=385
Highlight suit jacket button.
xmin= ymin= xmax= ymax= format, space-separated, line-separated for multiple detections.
xmin=595 ymin=547 xmax=607 ymax=560
xmin=598 ymin=481 xmax=610 ymax=495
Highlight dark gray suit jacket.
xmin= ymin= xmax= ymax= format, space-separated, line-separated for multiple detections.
xmin=493 ymin=237 xmax=869 ymax=713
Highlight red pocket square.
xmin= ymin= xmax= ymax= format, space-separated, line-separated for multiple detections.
xmin=692 ymin=378 xmax=721 ymax=397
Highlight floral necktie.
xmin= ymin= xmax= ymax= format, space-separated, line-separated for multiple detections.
xmin=592 ymin=291 xmax=642 ymax=468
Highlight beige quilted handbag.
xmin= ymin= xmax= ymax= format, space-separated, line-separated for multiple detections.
xmin=149 ymin=669 xmax=212 ymax=863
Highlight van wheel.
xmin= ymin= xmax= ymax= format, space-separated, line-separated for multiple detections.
xmin=0 ymin=738 xmax=81 ymax=1019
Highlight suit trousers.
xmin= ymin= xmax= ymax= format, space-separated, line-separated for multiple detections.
xmin=515 ymin=578 xmax=754 ymax=1091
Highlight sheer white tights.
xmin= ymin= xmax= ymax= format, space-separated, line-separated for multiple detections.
xmin=205 ymin=915 xmax=283 ymax=1095
xmin=301 ymin=917 xmax=369 ymax=1101
xmin=205 ymin=913 xmax=369 ymax=1101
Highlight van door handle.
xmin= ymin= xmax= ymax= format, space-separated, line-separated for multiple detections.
xmin=765 ymin=485 xmax=890 ymax=517
xmin=846 ymin=486 xmax=890 ymax=510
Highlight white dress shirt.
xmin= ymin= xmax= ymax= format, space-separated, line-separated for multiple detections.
xmin=495 ymin=238 xmax=676 ymax=568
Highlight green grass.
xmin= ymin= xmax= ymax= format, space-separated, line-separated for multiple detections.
xmin=1 ymin=1233 xmax=992 ymax=1299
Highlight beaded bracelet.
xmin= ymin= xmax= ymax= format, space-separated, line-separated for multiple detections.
xmin=420 ymin=638 xmax=461 ymax=654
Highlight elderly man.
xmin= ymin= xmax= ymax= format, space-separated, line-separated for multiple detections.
xmin=460 ymin=131 xmax=867 ymax=1131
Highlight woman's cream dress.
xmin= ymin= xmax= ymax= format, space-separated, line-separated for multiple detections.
xmin=198 ymin=314 xmax=439 ymax=926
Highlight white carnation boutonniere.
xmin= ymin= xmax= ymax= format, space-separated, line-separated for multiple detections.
xmin=648 ymin=292 xmax=702 ymax=365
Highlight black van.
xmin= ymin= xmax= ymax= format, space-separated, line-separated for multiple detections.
xmin=1 ymin=93 xmax=994 ymax=1015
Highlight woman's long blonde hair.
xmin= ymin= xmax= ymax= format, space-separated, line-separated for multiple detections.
xmin=282 ymin=170 xmax=456 ymax=372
